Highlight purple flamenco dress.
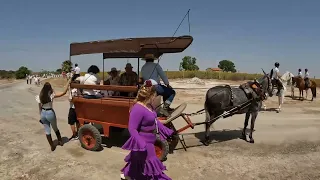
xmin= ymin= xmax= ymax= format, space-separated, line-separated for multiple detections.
xmin=121 ymin=103 xmax=174 ymax=180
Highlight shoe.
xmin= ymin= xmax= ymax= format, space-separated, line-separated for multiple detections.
xmin=55 ymin=130 xmax=64 ymax=146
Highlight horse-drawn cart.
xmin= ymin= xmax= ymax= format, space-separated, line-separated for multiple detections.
xmin=69 ymin=35 xmax=198 ymax=161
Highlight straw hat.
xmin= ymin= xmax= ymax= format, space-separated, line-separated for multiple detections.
xmin=108 ymin=67 xmax=121 ymax=75
xmin=143 ymin=54 xmax=157 ymax=60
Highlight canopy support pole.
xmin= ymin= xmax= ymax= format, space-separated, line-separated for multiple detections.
xmin=137 ymin=58 xmax=140 ymax=86
xmin=102 ymin=56 xmax=105 ymax=82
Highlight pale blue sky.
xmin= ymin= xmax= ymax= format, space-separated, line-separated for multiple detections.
xmin=1 ymin=0 xmax=319 ymax=77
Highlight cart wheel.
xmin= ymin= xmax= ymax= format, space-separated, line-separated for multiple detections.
xmin=154 ymin=139 xmax=169 ymax=162
xmin=78 ymin=124 xmax=102 ymax=151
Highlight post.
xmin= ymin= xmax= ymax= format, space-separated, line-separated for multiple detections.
xmin=137 ymin=58 xmax=140 ymax=86
xmin=102 ymin=57 xmax=105 ymax=82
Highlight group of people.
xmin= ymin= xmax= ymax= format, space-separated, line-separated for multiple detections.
xmin=26 ymin=74 xmax=40 ymax=85
xmin=36 ymin=54 xmax=177 ymax=179
xmin=270 ymin=62 xmax=311 ymax=95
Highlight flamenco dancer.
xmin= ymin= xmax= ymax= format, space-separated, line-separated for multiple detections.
xmin=120 ymin=80 xmax=174 ymax=180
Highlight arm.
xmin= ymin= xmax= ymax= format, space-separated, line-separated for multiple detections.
xmin=128 ymin=107 xmax=146 ymax=149
xmin=38 ymin=103 xmax=42 ymax=114
xmin=156 ymin=65 xmax=169 ymax=85
xmin=54 ymin=78 xmax=72 ymax=98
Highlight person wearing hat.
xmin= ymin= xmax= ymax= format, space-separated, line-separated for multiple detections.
xmin=141 ymin=54 xmax=175 ymax=115
xmin=119 ymin=63 xmax=138 ymax=97
xmin=102 ymin=67 xmax=121 ymax=96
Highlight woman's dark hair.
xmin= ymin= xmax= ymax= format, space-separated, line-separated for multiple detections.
xmin=87 ymin=65 xmax=100 ymax=74
xmin=39 ymin=82 xmax=53 ymax=104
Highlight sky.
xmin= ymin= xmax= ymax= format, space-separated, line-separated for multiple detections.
xmin=1 ymin=0 xmax=320 ymax=77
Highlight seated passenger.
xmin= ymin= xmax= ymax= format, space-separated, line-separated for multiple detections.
xmin=119 ymin=63 xmax=138 ymax=97
xmin=102 ymin=67 xmax=121 ymax=96
xmin=82 ymin=65 xmax=103 ymax=99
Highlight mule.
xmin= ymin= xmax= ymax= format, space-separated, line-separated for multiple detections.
xmin=202 ymin=70 xmax=272 ymax=146
xmin=292 ymin=76 xmax=317 ymax=101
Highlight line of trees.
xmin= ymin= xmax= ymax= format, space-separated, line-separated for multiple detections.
xmin=179 ymin=56 xmax=237 ymax=72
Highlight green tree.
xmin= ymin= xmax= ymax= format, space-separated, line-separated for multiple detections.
xmin=61 ymin=60 xmax=72 ymax=72
xmin=218 ymin=60 xmax=236 ymax=72
xmin=56 ymin=68 xmax=62 ymax=74
xmin=179 ymin=56 xmax=199 ymax=71
xmin=15 ymin=66 xmax=31 ymax=79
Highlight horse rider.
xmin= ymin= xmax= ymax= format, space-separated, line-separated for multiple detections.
xmin=298 ymin=68 xmax=302 ymax=78
xmin=270 ymin=62 xmax=282 ymax=95
xmin=304 ymin=68 xmax=310 ymax=88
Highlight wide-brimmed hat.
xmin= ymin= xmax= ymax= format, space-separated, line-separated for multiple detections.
xmin=108 ymin=67 xmax=120 ymax=75
xmin=143 ymin=54 xmax=157 ymax=60
xmin=125 ymin=63 xmax=133 ymax=69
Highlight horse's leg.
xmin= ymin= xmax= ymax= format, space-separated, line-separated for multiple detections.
xmin=305 ymin=88 xmax=308 ymax=100
xmin=242 ymin=112 xmax=250 ymax=141
xmin=249 ymin=111 xmax=258 ymax=143
xmin=202 ymin=105 xmax=212 ymax=146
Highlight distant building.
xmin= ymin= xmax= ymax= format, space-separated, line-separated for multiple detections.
xmin=206 ymin=68 xmax=222 ymax=72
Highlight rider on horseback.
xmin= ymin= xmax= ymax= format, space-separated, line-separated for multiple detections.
xmin=304 ymin=68 xmax=310 ymax=88
xmin=298 ymin=69 xmax=302 ymax=78
xmin=270 ymin=62 xmax=282 ymax=96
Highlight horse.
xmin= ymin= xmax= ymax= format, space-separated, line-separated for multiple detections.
xmin=202 ymin=70 xmax=272 ymax=145
xmin=263 ymin=71 xmax=294 ymax=112
xmin=292 ymin=76 xmax=317 ymax=101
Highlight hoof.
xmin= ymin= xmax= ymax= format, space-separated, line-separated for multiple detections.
xmin=249 ymin=139 xmax=254 ymax=143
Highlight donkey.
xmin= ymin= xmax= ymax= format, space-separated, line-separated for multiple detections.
xmin=202 ymin=70 xmax=272 ymax=146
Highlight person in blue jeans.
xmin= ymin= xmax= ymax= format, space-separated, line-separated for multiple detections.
xmin=36 ymin=80 xmax=71 ymax=151
xmin=141 ymin=54 xmax=175 ymax=115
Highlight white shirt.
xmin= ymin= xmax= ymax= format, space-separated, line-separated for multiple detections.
xmin=69 ymin=88 xmax=77 ymax=108
xmin=305 ymin=72 xmax=309 ymax=78
xmin=298 ymin=72 xmax=302 ymax=77
xmin=141 ymin=62 xmax=169 ymax=85
xmin=272 ymin=67 xmax=279 ymax=79
xmin=74 ymin=67 xmax=81 ymax=74
xmin=35 ymin=93 xmax=55 ymax=109
xmin=82 ymin=73 xmax=100 ymax=95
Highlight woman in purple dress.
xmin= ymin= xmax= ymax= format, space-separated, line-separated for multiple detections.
xmin=120 ymin=80 xmax=174 ymax=180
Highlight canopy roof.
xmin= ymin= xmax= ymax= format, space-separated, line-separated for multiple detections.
xmin=69 ymin=35 xmax=193 ymax=58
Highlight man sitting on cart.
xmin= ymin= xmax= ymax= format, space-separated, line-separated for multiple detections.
xmin=141 ymin=54 xmax=176 ymax=116
xmin=119 ymin=63 xmax=138 ymax=97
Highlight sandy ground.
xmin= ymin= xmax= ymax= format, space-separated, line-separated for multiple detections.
xmin=0 ymin=78 xmax=320 ymax=180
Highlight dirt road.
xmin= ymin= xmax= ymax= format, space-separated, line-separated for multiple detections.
xmin=0 ymin=80 xmax=320 ymax=180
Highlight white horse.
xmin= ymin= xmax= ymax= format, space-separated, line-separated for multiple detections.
xmin=263 ymin=71 xmax=294 ymax=112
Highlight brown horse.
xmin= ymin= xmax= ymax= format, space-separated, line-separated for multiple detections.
xmin=292 ymin=77 xmax=317 ymax=101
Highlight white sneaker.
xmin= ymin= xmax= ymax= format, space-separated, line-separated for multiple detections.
xmin=120 ymin=173 xmax=131 ymax=180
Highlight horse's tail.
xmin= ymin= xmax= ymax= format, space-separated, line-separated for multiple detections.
xmin=311 ymin=87 xmax=317 ymax=98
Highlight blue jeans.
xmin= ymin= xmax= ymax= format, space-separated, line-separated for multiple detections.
xmin=83 ymin=94 xmax=99 ymax=99
xmin=40 ymin=109 xmax=58 ymax=135
xmin=155 ymin=84 xmax=176 ymax=104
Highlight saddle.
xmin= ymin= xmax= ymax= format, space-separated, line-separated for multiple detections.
xmin=239 ymin=81 xmax=265 ymax=101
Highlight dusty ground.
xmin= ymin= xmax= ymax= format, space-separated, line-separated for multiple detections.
xmin=0 ymin=78 xmax=320 ymax=180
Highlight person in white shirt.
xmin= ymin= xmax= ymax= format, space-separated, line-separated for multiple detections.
xmin=82 ymin=65 xmax=102 ymax=99
xmin=72 ymin=63 xmax=81 ymax=81
xmin=304 ymin=68 xmax=310 ymax=88
xmin=36 ymin=79 xmax=71 ymax=151
xmin=297 ymin=69 xmax=302 ymax=78
xmin=141 ymin=54 xmax=175 ymax=115
xmin=270 ymin=62 xmax=282 ymax=95
xmin=102 ymin=67 xmax=121 ymax=96
xmin=68 ymin=77 xmax=82 ymax=140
